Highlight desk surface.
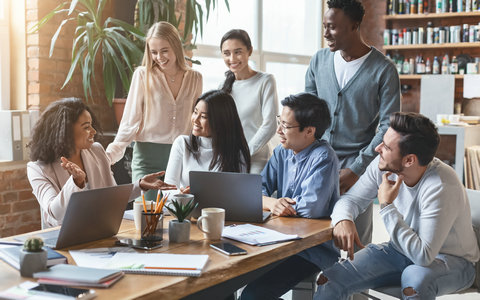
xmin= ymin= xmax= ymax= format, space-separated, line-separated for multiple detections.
xmin=0 ymin=216 xmax=332 ymax=300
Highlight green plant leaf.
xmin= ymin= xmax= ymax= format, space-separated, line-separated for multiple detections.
xmin=68 ymin=0 xmax=79 ymax=15
xmin=49 ymin=18 xmax=76 ymax=57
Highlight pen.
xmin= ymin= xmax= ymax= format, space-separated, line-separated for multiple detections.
xmin=0 ymin=241 xmax=23 ymax=246
xmin=141 ymin=190 xmax=147 ymax=213
xmin=144 ymin=266 xmax=198 ymax=271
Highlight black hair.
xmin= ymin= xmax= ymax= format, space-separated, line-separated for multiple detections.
xmin=219 ymin=29 xmax=253 ymax=94
xmin=281 ymin=93 xmax=331 ymax=139
xmin=389 ymin=112 xmax=439 ymax=166
xmin=29 ymin=98 xmax=102 ymax=164
xmin=327 ymin=0 xmax=365 ymax=24
xmin=186 ymin=90 xmax=251 ymax=173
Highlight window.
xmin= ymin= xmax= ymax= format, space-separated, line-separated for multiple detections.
xmin=193 ymin=0 xmax=323 ymax=108
xmin=0 ymin=0 xmax=10 ymax=110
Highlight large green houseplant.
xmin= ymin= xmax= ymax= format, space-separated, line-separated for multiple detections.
xmin=33 ymin=0 xmax=229 ymax=106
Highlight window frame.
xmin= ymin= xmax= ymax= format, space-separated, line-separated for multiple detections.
xmin=193 ymin=0 xmax=323 ymax=95
xmin=0 ymin=0 xmax=10 ymax=110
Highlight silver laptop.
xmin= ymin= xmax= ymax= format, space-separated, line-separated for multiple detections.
xmin=190 ymin=171 xmax=271 ymax=223
xmin=18 ymin=184 xmax=133 ymax=249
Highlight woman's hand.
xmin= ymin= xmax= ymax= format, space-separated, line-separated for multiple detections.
xmin=140 ymin=171 xmax=177 ymax=191
xmin=180 ymin=186 xmax=191 ymax=194
xmin=60 ymin=157 xmax=86 ymax=188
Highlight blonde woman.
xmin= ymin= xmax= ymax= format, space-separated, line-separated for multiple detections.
xmin=106 ymin=22 xmax=202 ymax=200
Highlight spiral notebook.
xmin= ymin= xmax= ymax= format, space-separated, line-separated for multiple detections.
xmin=104 ymin=253 xmax=209 ymax=277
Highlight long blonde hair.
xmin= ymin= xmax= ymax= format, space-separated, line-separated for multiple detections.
xmin=141 ymin=22 xmax=188 ymax=118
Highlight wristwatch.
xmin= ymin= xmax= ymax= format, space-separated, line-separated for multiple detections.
xmin=380 ymin=202 xmax=392 ymax=209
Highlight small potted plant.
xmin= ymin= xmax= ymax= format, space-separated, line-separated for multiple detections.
xmin=19 ymin=237 xmax=47 ymax=277
xmin=166 ymin=198 xmax=198 ymax=243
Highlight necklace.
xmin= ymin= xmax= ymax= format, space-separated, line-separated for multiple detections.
xmin=165 ymin=70 xmax=179 ymax=83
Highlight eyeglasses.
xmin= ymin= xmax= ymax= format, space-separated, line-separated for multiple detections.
xmin=276 ymin=115 xmax=300 ymax=133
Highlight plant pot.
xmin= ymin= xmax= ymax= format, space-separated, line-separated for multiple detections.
xmin=112 ymin=98 xmax=126 ymax=126
xmin=168 ymin=219 xmax=191 ymax=243
xmin=19 ymin=249 xmax=47 ymax=277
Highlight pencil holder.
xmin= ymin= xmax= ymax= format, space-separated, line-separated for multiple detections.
xmin=141 ymin=212 xmax=163 ymax=241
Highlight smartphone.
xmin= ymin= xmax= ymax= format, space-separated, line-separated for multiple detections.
xmin=116 ymin=238 xmax=163 ymax=250
xmin=210 ymin=242 xmax=247 ymax=256
xmin=29 ymin=284 xmax=96 ymax=299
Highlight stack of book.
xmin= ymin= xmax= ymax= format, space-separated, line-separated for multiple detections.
xmin=0 ymin=245 xmax=67 ymax=270
xmin=465 ymin=145 xmax=480 ymax=190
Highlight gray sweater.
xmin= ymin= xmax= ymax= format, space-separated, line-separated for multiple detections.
xmin=305 ymin=47 xmax=400 ymax=175
xmin=331 ymin=156 xmax=480 ymax=266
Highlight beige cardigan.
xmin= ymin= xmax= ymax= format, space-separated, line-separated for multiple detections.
xmin=27 ymin=142 xmax=140 ymax=228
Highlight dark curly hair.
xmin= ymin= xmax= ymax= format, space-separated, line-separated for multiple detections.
xmin=29 ymin=98 xmax=102 ymax=163
xmin=327 ymin=0 xmax=365 ymax=24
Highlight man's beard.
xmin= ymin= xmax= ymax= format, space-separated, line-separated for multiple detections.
xmin=379 ymin=156 xmax=404 ymax=173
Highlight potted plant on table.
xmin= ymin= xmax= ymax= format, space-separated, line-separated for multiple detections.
xmin=19 ymin=237 xmax=47 ymax=277
xmin=166 ymin=198 xmax=198 ymax=243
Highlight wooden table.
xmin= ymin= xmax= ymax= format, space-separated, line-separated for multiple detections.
xmin=0 ymin=216 xmax=332 ymax=299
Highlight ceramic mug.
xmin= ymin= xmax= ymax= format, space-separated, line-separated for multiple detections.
xmin=133 ymin=200 xmax=153 ymax=231
xmin=196 ymin=208 xmax=225 ymax=240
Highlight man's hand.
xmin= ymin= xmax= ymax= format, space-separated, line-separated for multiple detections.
xmin=140 ymin=171 xmax=177 ymax=191
xmin=333 ymin=220 xmax=364 ymax=260
xmin=263 ymin=196 xmax=297 ymax=216
xmin=60 ymin=157 xmax=86 ymax=188
xmin=339 ymin=168 xmax=359 ymax=195
xmin=378 ymin=172 xmax=403 ymax=206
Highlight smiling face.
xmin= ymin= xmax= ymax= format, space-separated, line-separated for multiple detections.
xmin=323 ymin=8 xmax=357 ymax=52
xmin=375 ymin=128 xmax=405 ymax=173
xmin=221 ymin=38 xmax=252 ymax=79
xmin=277 ymin=106 xmax=315 ymax=154
xmin=73 ymin=110 xmax=96 ymax=152
xmin=148 ymin=37 xmax=177 ymax=72
xmin=191 ymin=100 xmax=211 ymax=137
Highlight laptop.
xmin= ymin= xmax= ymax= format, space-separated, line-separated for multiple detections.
xmin=18 ymin=184 xmax=133 ymax=249
xmin=190 ymin=171 xmax=271 ymax=223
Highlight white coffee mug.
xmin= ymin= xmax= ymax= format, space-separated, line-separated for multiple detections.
xmin=133 ymin=200 xmax=153 ymax=231
xmin=196 ymin=208 xmax=225 ymax=240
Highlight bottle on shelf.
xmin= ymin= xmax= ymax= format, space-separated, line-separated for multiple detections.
xmin=433 ymin=56 xmax=441 ymax=74
xmin=441 ymin=54 xmax=450 ymax=74
xmin=451 ymin=56 xmax=459 ymax=74
xmin=402 ymin=58 xmax=410 ymax=74
xmin=463 ymin=24 xmax=469 ymax=42
xmin=458 ymin=0 xmax=464 ymax=12
xmin=427 ymin=22 xmax=434 ymax=44
xmin=426 ymin=57 xmax=432 ymax=74
xmin=436 ymin=0 xmax=443 ymax=13
xmin=417 ymin=55 xmax=426 ymax=74
xmin=419 ymin=0 xmax=424 ymax=13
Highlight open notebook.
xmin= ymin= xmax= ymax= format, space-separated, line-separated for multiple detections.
xmin=104 ymin=253 xmax=209 ymax=277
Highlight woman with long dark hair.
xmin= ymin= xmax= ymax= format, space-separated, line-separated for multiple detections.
xmin=220 ymin=29 xmax=278 ymax=173
xmin=28 ymin=98 xmax=175 ymax=228
xmin=164 ymin=90 xmax=251 ymax=191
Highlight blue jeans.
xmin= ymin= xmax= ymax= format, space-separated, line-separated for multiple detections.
xmin=314 ymin=242 xmax=475 ymax=300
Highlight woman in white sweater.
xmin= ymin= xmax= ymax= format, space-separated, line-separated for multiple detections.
xmin=220 ymin=29 xmax=278 ymax=173
xmin=28 ymin=99 xmax=175 ymax=228
xmin=165 ymin=90 xmax=251 ymax=191
xmin=106 ymin=22 xmax=202 ymax=201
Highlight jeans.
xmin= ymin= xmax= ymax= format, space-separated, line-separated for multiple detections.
xmin=314 ymin=242 xmax=476 ymax=300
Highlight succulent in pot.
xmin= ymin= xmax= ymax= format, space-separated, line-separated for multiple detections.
xmin=19 ymin=237 xmax=47 ymax=277
xmin=166 ymin=198 xmax=198 ymax=243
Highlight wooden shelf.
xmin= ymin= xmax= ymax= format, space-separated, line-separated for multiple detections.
xmin=399 ymin=74 xmax=464 ymax=79
xmin=384 ymin=11 xmax=480 ymax=20
xmin=384 ymin=42 xmax=480 ymax=50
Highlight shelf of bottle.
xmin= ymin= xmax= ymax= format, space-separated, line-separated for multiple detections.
xmin=384 ymin=42 xmax=480 ymax=50
xmin=384 ymin=11 xmax=480 ymax=21
xmin=399 ymin=74 xmax=465 ymax=80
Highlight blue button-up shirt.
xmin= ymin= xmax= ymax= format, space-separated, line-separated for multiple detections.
xmin=262 ymin=139 xmax=340 ymax=219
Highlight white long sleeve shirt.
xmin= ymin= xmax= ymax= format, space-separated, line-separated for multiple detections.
xmin=106 ymin=67 xmax=202 ymax=164
xmin=230 ymin=72 xmax=278 ymax=166
xmin=331 ymin=156 xmax=480 ymax=266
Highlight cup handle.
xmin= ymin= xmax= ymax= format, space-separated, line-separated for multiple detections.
xmin=197 ymin=216 xmax=208 ymax=233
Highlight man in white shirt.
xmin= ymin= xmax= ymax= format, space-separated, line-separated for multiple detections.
xmin=314 ymin=112 xmax=479 ymax=300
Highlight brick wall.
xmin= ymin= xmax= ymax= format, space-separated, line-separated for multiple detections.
xmin=361 ymin=0 xmax=386 ymax=51
xmin=0 ymin=167 xmax=41 ymax=237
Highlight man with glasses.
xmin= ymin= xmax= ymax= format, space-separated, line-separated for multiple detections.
xmin=240 ymin=93 xmax=340 ymax=300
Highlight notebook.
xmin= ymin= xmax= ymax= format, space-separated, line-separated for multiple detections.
xmin=33 ymin=264 xmax=124 ymax=286
xmin=17 ymin=184 xmax=133 ymax=249
xmin=0 ymin=245 xmax=67 ymax=270
xmin=189 ymin=171 xmax=271 ymax=223
xmin=104 ymin=253 xmax=209 ymax=277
